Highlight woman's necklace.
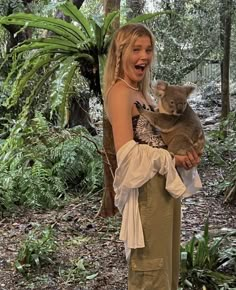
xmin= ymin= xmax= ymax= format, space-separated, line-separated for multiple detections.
xmin=117 ymin=77 xmax=139 ymax=91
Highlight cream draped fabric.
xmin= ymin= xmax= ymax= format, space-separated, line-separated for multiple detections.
xmin=113 ymin=140 xmax=202 ymax=259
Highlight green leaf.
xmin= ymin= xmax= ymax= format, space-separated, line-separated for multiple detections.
xmin=13 ymin=37 xmax=79 ymax=53
xmin=101 ymin=11 xmax=119 ymax=49
xmin=180 ymin=251 xmax=188 ymax=272
xmin=59 ymin=61 xmax=77 ymax=127
xmin=50 ymin=56 xmax=77 ymax=126
xmin=4 ymin=55 xmax=52 ymax=108
xmin=194 ymin=236 xmax=207 ymax=268
xmin=15 ymin=260 xmax=26 ymax=274
xmin=0 ymin=13 xmax=86 ymax=44
xmin=59 ymin=1 xmax=93 ymax=38
xmin=86 ymin=273 xmax=98 ymax=280
xmin=127 ymin=11 xmax=170 ymax=24
xmin=19 ymin=60 xmax=62 ymax=121
xmin=32 ymin=253 xmax=40 ymax=268
xmin=92 ymin=20 xmax=102 ymax=51
xmin=13 ymin=41 xmax=79 ymax=54
xmin=76 ymin=259 xmax=86 ymax=271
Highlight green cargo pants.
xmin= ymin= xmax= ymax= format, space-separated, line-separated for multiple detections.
xmin=128 ymin=173 xmax=181 ymax=290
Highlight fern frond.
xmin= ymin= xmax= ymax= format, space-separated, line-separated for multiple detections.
xmin=0 ymin=13 xmax=86 ymax=43
xmin=59 ymin=1 xmax=93 ymax=39
xmin=4 ymin=55 xmax=52 ymax=108
xmin=50 ymin=57 xmax=77 ymax=127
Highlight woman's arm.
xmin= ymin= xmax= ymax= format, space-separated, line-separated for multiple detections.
xmin=108 ymin=88 xmax=134 ymax=152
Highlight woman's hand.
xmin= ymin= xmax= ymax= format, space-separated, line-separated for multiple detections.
xmin=174 ymin=150 xmax=200 ymax=170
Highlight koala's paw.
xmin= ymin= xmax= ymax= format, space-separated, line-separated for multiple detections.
xmin=135 ymin=101 xmax=146 ymax=112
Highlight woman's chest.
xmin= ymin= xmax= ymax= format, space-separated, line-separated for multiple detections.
xmin=130 ymin=93 xmax=150 ymax=117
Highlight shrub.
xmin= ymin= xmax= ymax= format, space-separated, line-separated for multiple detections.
xmin=15 ymin=224 xmax=58 ymax=276
xmin=0 ymin=112 xmax=103 ymax=211
xmin=180 ymin=220 xmax=236 ymax=289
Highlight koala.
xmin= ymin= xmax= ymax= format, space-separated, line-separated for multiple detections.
xmin=135 ymin=80 xmax=205 ymax=156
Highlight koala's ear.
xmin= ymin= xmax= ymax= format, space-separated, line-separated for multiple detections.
xmin=155 ymin=80 xmax=168 ymax=98
xmin=184 ymin=85 xmax=195 ymax=97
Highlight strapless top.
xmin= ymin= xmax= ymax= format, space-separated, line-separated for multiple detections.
xmin=132 ymin=115 xmax=166 ymax=148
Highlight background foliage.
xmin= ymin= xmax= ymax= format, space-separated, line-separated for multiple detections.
xmin=0 ymin=0 xmax=235 ymax=207
xmin=0 ymin=0 xmax=235 ymax=289
xmin=0 ymin=112 xmax=103 ymax=211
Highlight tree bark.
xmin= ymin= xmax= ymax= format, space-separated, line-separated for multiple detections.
xmin=126 ymin=0 xmax=145 ymax=19
xmin=99 ymin=114 xmax=118 ymax=217
xmin=220 ymin=0 xmax=231 ymax=120
xmin=220 ymin=0 xmax=235 ymax=203
xmin=97 ymin=0 xmax=121 ymax=217
xmin=103 ymin=0 xmax=120 ymax=15
xmin=68 ymin=95 xmax=97 ymax=136
xmin=72 ymin=0 xmax=85 ymax=9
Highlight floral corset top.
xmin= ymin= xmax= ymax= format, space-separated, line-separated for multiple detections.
xmin=132 ymin=115 xmax=166 ymax=148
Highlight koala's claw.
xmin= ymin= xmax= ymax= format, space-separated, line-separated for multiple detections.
xmin=135 ymin=101 xmax=146 ymax=111
xmin=134 ymin=101 xmax=141 ymax=108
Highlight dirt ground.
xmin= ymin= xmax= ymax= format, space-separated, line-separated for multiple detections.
xmin=0 ymin=154 xmax=235 ymax=290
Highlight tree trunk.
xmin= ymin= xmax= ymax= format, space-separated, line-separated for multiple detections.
xmin=99 ymin=113 xmax=118 ymax=217
xmin=68 ymin=95 xmax=97 ymax=136
xmin=126 ymin=0 xmax=145 ymax=19
xmin=97 ymin=0 xmax=121 ymax=217
xmin=220 ymin=0 xmax=235 ymax=203
xmin=220 ymin=0 xmax=231 ymax=121
xmin=103 ymin=0 xmax=120 ymax=16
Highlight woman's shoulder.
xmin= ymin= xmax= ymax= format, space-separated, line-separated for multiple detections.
xmin=108 ymin=82 xmax=134 ymax=106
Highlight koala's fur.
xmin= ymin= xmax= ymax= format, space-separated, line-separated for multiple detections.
xmin=136 ymin=80 xmax=205 ymax=156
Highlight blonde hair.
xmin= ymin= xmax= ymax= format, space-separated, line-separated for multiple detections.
xmin=103 ymin=23 xmax=156 ymax=113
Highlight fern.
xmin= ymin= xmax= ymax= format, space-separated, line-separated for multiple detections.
xmin=0 ymin=114 xmax=103 ymax=212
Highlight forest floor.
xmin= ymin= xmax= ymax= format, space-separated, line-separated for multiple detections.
xmin=0 ymin=157 xmax=235 ymax=290
xmin=0 ymin=91 xmax=236 ymax=290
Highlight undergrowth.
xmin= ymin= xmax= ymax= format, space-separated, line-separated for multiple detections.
xmin=204 ymin=111 xmax=236 ymax=198
xmin=15 ymin=224 xmax=58 ymax=276
xmin=0 ymin=112 xmax=103 ymax=211
xmin=180 ymin=220 xmax=236 ymax=289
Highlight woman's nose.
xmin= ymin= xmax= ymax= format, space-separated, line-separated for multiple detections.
xmin=140 ymin=51 xmax=148 ymax=59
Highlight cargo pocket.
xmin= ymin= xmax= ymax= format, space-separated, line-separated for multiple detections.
xmin=129 ymin=257 xmax=170 ymax=290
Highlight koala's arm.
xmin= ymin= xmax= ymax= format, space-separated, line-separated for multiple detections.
xmin=135 ymin=101 xmax=179 ymax=132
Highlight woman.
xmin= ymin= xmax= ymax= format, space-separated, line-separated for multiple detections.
xmin=103 ymin=23 xmax=200 ymax=290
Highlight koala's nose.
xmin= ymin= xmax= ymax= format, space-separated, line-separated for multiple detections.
xmin=176 ymin=103 xmax=184 ymax=114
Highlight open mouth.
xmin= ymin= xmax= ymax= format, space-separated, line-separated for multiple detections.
xmin=135 ymin=64 xmax=146 ymax=72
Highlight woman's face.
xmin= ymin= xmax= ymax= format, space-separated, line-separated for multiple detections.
xmin=123 ymin=35 xmax=153 ymax=85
